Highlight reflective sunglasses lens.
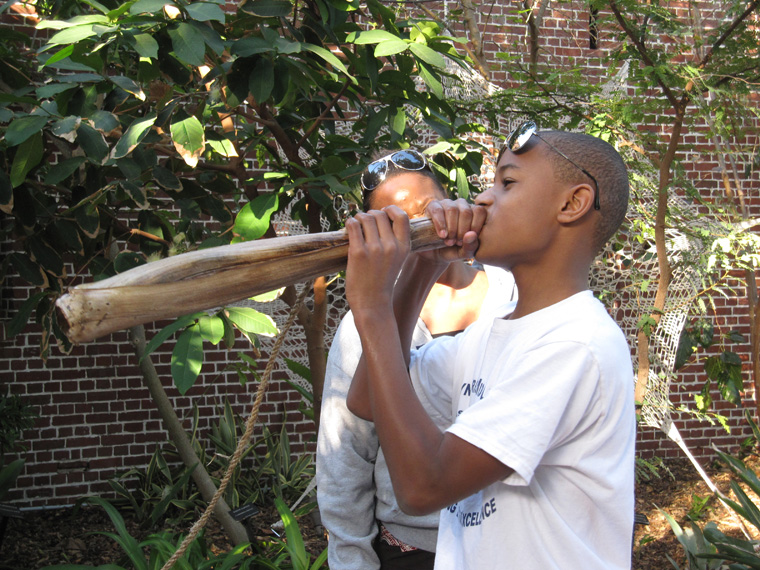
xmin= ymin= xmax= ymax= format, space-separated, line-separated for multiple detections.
xmin=361 ymin=160 xmax=388 ymax=190
xmin=507 ymin=121 xmax=537 ymax=152
xmin=390 ymin=150 xmax=426 ymax=170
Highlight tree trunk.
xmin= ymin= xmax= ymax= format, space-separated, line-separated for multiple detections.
xmin=127 ymin=325 xmax=249 ymax=546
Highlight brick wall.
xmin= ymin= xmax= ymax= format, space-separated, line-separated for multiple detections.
xmin=2 ymin=0 xmax=759 ymax=507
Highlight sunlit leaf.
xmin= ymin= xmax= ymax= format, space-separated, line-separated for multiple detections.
xmin=349 ymin=29 xmax=399 ymax=44
xmin=233 ymin=193 xmax=278 ymax=241
xmin=47 ymin=24 xmax=98 ymax=45
xmin=225 ymin=307 xmax=278 ymax=336
xmin=374 ymin=40 xmax=408 ymax=58
xmin=170 ymin=112 xmax=205 ymax=167
xmin=111 ymin=114 xmax=156 ymax=160
xmin=409 ymin=43 xmax=445 ymax=68
xmin=110 ymin=76 xmax=146 ymax=101
xmin=130 ymin=0 xmax=174 ymax=14
xmin=198 ymin=314 xmax=224 ymax=345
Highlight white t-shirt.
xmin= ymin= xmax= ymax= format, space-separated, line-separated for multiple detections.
xmin=410 ymin=291 xmax=636 ymax=570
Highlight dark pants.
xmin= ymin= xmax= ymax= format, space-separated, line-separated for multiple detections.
xmin=374 ymin=532 xmax=436 ymax=570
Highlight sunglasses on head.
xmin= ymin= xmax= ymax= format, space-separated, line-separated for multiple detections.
xmin=504 ymin=121 xmax=601 ymax=211
xmin=360 ymin=149 xmax=429 ymax=192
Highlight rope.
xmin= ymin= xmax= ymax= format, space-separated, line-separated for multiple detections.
xmin=160 ymin=284 xmax=311 ymax=570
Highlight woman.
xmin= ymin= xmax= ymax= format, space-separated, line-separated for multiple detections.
xmin=316 ymin=149 xmax=516 ymax=570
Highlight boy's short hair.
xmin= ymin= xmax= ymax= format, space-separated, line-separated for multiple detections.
xmin=362 ymin=150 xmax=447 ymax=212
xmin=540 ymin=131 xmax=629 ymax=252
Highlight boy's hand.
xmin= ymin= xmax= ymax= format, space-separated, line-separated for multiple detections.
xmin=422 ymin=199 xmax=485 ymax=264
xmin=345 ymin=205 xmax=411 ymax=315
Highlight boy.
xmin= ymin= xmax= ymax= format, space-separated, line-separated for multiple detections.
xmin=343 ymin=126 xmax=635 ymax=569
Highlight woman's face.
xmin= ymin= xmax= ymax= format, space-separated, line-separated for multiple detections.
xmin=368 ymin=172 xmax=445 ymax=219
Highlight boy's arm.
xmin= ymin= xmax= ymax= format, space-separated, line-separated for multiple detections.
xmin=345 ymin=204 xmax=514 ymax=516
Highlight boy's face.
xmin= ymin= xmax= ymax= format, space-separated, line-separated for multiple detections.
xmin=473 ymin=140 xmax=563 ymax=268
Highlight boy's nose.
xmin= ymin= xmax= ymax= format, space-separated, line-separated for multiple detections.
xmin=474 ymin=187 xmax=493 ymax=206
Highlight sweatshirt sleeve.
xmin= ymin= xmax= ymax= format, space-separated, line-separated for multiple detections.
xmin=316 ymin=312 xmax=381 ymax=570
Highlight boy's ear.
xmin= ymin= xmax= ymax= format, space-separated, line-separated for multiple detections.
xmin=557 ymin=183 xmax=595 ymax=224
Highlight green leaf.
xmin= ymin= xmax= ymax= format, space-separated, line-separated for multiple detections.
xmin=409 ymin=42 xmax=445 ymax=68
xmin=47 ymin=24 xmax=98 ymax=45
xmin=89 ymin=110 xmax=119 ymax=133
xmin=77 ymin=123 xmax=109 ymax=163
xmin=231 ymin=37 xmax=273 ymax=57
xmin=51 ymin=115 xmax=80 ymax=142
xmin=198 ymin=314 xmax=224 ymax=345
xmin=169 ymin=22 xmax=206 ymax=67
xmin=240 ymin=0 xmax=292 ymax=17
xmin=185 ymin=1 xmax=226 ymax=22
xmin=113 ymin=251 xmax=146 ymax=273
xmin=302 ymin=44 xmax=352 ymax=80
xmin=207 ymin=136 xmax=238 ymax=158
xmin=374 ymin=39 xmax=408 ymax=58
xmin=111 ymin=114 xmax=156 ymax=160
xmin=225 ymin=307 xmax=278 ymax=336
xmin=129 ymin=0 xmax=175 ymax=14
xmin=131 ymin=33 xmax=159 ymax=59
xmin=5 ymin=115 xmax=48 ymax=147
xmin=142 ymin=312 xmax=203 ymax=360
xmin=5 ymin=293 xmax=47 ymax=339
xmin=45 ymin=157 xmax=87 ymax=185
xmin=110 ymin=76 xmax=145 ymax=101
xmin=417 ymin=62 xmax=443 ymax=98
xmin=9 ymin=253 xmax=48 ymax=287
xmin=75 ymin=204 xmax=100 ymax=239
xmin=274 ymin=498 xmax=309 ymax=570
xmin=10 ymin=131 xmax=43 ymax=187
xmin=172 ymin=325 xmax=204 ymax=394
xmin=120 ymin=180 xmax=148 ymax=209
xmin=250 ymin=58 xmax=274 ymax=104
xmin=170 ymin=112 xmax=205 ymax=167
xmin=28 ymin=237 xmax=63 ymax=276
xmin=389 ymin=107 xmax=406 ymax=137
xmin=152 ymin=165 xmax=183 ymax=190
xmin=349 ymin=29 xmax=400 ymax=44
xmin=234 ymin=193 xmax=278 ymax=241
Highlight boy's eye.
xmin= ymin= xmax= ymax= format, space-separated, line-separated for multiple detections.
xmin=502 ymin=179 xmax=515 ymax=187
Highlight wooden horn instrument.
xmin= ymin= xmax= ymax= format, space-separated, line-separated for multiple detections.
xmin=55 ymin=218 xmax=444 ymax=344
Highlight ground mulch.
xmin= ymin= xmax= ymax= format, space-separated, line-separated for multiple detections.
xmin=1 ymin=455 xmax=757 ymax=569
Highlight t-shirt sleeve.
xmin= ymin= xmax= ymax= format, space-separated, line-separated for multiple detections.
xmin=409 ymin=334 xmax=460 ymax=426
xmin=446 ymin=341 xmax=599 ymax=487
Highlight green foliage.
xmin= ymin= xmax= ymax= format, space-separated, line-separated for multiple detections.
xmin=104 ymin=447 xmax=204 ymax=529
xmin=0 ymin=387 xmax=38 ymax=461
xmin=271 ymin=498 xmax=327 ymax=570
xmin=676 ymin=318 xmax=748 ymax=411
xmin=39 ymin=496 xmax=261 ymax=570
xmin=1 ymin=0 xmax=490 ymax=408
xmin=662 ymin=413 xmax=760 ymax=569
